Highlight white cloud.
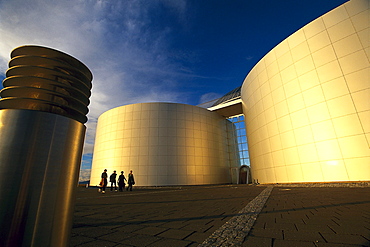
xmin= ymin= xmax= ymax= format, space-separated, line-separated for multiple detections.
xmin=79 ymin=169 xmax=91 ymax=182
xmin=0 ymin=0 xmax=192 ymax=169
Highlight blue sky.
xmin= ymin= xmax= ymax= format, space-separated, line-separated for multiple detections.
xmin=0 ymin=0 xmax=347 ymax=178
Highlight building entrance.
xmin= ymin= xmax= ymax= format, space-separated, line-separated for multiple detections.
xmin=239 ymin=165 xmax=249 ymax=184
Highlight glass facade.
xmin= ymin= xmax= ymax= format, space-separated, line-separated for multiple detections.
xmin=211 ymin=86 xmax=241 ymax=107
xmin=229 ymin=115 xmax=250 ymax=167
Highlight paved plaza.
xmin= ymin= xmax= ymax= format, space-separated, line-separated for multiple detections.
xmin=70 ymin=184 xmax=370 ymax=247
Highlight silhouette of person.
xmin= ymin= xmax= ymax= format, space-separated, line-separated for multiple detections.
xmin=110 ymin=170 xmax=118 ymax=191
xmin=118 ymin=171 xmax=127 ymax=192
xmin=126 ymin=170 xmax=135 ymax=191
xmin=99 ymin=169 xmax=108 ymax=193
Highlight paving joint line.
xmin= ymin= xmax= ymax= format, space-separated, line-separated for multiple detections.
xmin=76 ymin=184 xmax=246 ymax=200
xmin=76 ymin=188 xmax=188 ymax=200
xmin=198 ymin=186 xmax=273 ymax=247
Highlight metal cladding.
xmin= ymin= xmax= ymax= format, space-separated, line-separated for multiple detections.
xmin=0 ymin=45 xmax=92 ymax=123
xmin=0 ymin=46 xmax=93 ymax=246
xmin=0 ymin=110 xmax=86 ymax=247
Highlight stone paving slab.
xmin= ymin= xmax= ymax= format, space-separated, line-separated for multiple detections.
xmin=70 ymin=185 xmax=264 ymax=246
xmin=242 ymin=187 xmax=370 ymax=247
xmin=199 ymin=186 xmax=273 ymax=246
xmin=71 ymin=185 xmax=370 ymax=247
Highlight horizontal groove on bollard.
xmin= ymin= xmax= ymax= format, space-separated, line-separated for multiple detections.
xmin=0 ymin=45 xmax=92 ymax=123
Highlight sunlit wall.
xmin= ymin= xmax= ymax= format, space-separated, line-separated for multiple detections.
xmin=90 ymin=102 xmax=239 ymax=186
xmin=241 ymin=0 xmax=369 ymax=183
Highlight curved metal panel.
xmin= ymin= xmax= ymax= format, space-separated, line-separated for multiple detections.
xmin=5 ymin=66 xmax=91 ymax=95
xmin=91 ymin=102 xmax=239 ymax=186
xmin=0 ymin=98 xmax=88 ymax=124
xmin=240 ymin=0 xmax=370 ymax=183
xmin=3 ymin=76 xmax=90 ymax=105
xmin=1 ymin=86 xmax=89 ymax=115
xmin=0 ymin=109 xmax=86 ymax=247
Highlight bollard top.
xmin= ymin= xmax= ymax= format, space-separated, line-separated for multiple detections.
xmin=0 ymin=45 xmax=93 ymax=124
xmin=10 ymin=45 xmax=92 ymax=81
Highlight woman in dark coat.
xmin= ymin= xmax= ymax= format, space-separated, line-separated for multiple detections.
xmin=126 ymin=170 xmax=135 ymax=191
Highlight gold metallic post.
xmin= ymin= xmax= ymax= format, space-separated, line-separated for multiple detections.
xmin=0 ymin=45 xmax=92 ymax=247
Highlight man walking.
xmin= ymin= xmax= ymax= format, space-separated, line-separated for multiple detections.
xmin=110 ymin=170 xmax=118 ymax=191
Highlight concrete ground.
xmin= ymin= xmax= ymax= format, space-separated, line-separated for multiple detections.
xmin=70 ymin=184 xmax=370 ymax=247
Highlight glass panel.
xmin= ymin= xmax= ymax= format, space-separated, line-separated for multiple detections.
xmin=242 ymin=150 xmax=249 ymax=159
xmin=245 ymin=159 xmax=251 ymax=166
xmin=229 ymin=114 xmax=250 ymax=169
xmin=240 ymin=159 xmax=248 ymax=166
xmin=239 ymin=128 xmax=246 ymax=136
xmin=238 ymin=136 xmax=244 ymax=143
xmin=241 ymin=143 xmax=248 ymax=151
xmin=238 ymin=144 xmax=244 ymax=150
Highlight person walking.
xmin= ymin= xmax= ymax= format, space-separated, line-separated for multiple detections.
xmin=126 ymin=170 xmax=135 ymax=191
xmin=99 ymin=169 xmax=108 ymax=193
xmin=118 ymin=171 xmax=127 ymax=192
xmin=110 ymin=170 xmax=118 ymax=191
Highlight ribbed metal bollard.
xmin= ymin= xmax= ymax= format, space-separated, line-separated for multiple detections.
xmin=0 ymin=45 xmax=92 ymax=247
